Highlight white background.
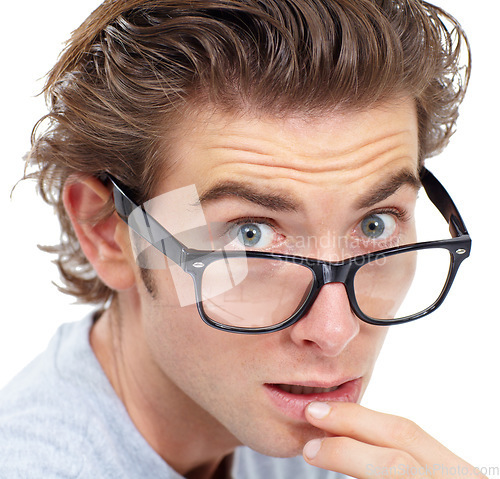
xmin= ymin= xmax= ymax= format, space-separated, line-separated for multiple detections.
xmin=1 ymin=0 xmax=498 ymax=472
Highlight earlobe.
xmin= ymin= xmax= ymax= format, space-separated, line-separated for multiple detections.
xmin=63 ymin=176 xmax=137 ymax=291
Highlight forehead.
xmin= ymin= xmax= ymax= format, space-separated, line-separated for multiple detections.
xmin=156 ymin=98 xmax=419 ymax=196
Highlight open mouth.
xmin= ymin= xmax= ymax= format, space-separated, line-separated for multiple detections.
xmin=274 ymin=384 xmax=340 ymax=395
xmin=263 ymin=378 xmax=362 ymax=420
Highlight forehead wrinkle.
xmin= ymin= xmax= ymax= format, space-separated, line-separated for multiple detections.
xmin=208 ymin=129 xmax=415 ymax=174
xmin=203 ymin=143 xmax=417 ymax=193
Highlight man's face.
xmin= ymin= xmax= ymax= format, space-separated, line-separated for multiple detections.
xmin=125 ymin=98 xmax=420 ymax=457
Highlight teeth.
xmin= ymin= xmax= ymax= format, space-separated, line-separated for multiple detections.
xmin=277 ymin=384 xmax=339 ymax=395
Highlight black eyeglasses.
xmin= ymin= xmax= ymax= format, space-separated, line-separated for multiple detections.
xmin=108 ymin=167 xmax=471 ymax=334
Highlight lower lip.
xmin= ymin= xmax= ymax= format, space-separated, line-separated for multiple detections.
xmin=264 ymin=378 xmax=362 ymax=421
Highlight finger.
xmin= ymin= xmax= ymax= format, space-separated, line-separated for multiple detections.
xmin=306 ymin=402 xmax=429 ymax=451
xmin=304 ymin=402 xmax=480 ymax=478
xmin=303 ymin=436 xmax=429 ymax=479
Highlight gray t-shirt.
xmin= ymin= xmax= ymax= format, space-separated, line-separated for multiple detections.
xmin=0 ymin=314 xmax=345 ymax=478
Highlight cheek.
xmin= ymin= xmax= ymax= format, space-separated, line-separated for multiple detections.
xmin=133 ymin=242 xmax=197 ymax=308
xmin=142 ymin=266 xmax=201 ymax=356
xmin=139 ymin=265 xmax=250 ymax=391
xmin=359 ymin=322 xmax=388 ymax=363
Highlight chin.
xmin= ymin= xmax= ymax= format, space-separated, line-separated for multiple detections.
xmin=238 ymin=422 xmax=325 ymax=459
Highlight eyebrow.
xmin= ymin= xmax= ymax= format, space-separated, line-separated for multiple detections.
xmin=197 ymin=168 xmax=420 ymax=213
xmin=355 ymin=168 xmax=421 ymax=210
xmin=197 ymin=181 xmax=299 ymax=212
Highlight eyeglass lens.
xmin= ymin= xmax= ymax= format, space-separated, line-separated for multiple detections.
xmin=199 ymin=248 xmax=452 ymax=327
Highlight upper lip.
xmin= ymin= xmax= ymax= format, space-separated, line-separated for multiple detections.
xmin=267 ymin=376 xmax=361 ymax=389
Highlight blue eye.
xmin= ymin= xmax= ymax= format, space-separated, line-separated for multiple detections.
xmin=233 ymin=223 xmax=275 ymax=249
xmin=238 ymin=224 xmax=261 ymax=247
xmin=360 ymin=214 xmax=396 ymax=240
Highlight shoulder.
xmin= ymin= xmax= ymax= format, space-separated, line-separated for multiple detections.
xmin=0 ymin=317 xmax=94 ymax=477
xmin=0 ymin=402 xmax=87 ymax=477
xmin=0 ymin=315 xmax=174 ymax=479
xmin=234 ymin=447 xmax=349 ymax=479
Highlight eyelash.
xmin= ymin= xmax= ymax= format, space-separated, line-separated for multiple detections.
xmin=366 ymin=207 xmax=410 ymax=224
xmin=226 ymin=216 xmax=279 ymax=234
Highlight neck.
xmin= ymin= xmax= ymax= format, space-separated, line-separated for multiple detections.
xmin=90 ymin=297 xmax=238 ymax=479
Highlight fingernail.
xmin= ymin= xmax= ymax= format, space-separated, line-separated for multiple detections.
xmin=304 ymin=438 xmax=322 ymax=459
xmin=307 ymin=401 xmax=331 ymax=419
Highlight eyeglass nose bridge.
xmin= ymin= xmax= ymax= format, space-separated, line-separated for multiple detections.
xmin=320 ymin=261 xmax=351 ymax=286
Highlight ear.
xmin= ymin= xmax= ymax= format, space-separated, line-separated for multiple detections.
xmin=63 ymin=176 xmax=136 ymax=291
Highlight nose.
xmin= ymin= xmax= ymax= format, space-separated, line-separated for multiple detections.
xmin=288 ymin=282 xmax=360 ymax=357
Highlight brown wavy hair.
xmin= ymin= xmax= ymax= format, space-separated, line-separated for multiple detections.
xmin=26 ymin=0 xmax=470 ymax=304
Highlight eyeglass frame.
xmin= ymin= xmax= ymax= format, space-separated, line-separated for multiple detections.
xmin=108 ymin=167 xmax=471 ymax=334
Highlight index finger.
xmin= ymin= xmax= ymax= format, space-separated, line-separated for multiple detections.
xmin=304 ymin=402 xmax=480 ymax=477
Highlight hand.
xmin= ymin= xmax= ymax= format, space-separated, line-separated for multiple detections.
xmin=303 ymin=402 xmax=486 ymax=479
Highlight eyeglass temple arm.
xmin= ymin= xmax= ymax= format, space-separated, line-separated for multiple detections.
xmin=420 ymin=167 xmax=469 ymax=237
xmin=108 ymin=175 xmax=186 ymax=267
